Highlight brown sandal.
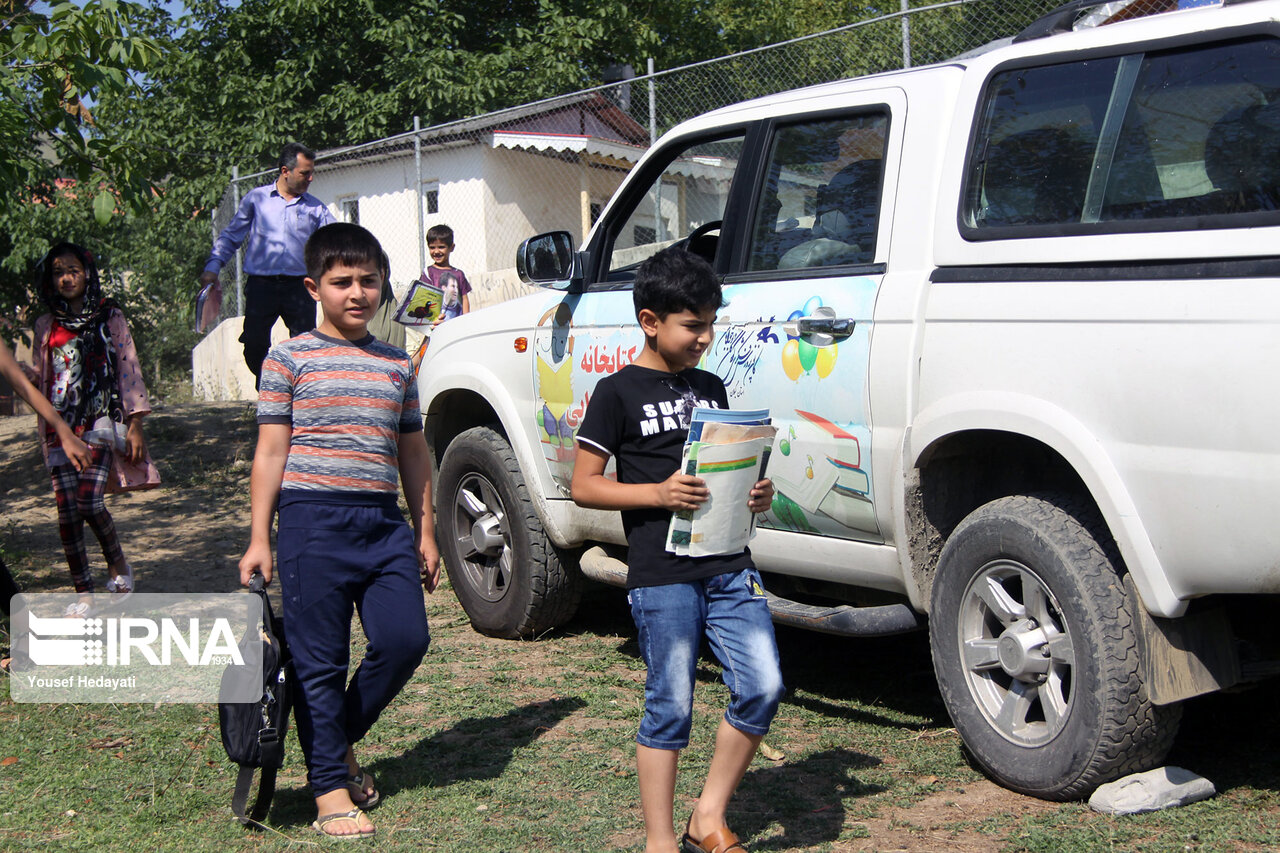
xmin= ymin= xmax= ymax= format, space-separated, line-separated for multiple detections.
xmin=681 ymin=822 xmax=748 ymax=853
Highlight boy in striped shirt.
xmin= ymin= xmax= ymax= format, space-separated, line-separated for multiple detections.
xmin=239 ymin=222 xmax=438 ymax=839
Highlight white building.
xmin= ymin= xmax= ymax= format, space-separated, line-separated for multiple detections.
xmin=316 ymin=91 xmax=651 ymax=304
xmin=194 ymin=92 xmax=651 ymax=400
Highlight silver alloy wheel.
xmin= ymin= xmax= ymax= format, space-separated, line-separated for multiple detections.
xmin=437 ymin=426 xmax=583 ymax=638
xmin=450 ymin=471 xmax=512 ymax=603
xmin=958 ymin=558 xmax=1076 ymax=747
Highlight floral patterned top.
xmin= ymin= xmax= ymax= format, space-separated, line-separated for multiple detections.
xmin=32 ymin=309 xmax=152 ymax=470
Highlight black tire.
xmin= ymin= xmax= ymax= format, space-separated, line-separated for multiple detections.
xmin=928 ymin=493 xmax=1181 ymax=800
xmin=437 ymin=426 xmax=582 ymax=639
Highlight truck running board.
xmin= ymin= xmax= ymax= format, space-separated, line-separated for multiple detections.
xmin=579 ymin=546 xmax=923 ymax=637
xmin=764 ymin=592 xmax=922 ymax=637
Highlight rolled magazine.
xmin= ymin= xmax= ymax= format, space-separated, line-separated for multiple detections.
xmin=666 ymin=407 xmax=775 ymax=557
xmin=194 ymin=280 xmax=223 ymax=334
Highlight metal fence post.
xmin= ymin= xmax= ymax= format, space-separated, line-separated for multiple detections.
xmin=902 ymin=0 xmax=912 ymax=69
xmin=414 ymin=115 xmax=424 ymax=277
xmin=647 ymin=57 xmax=657 ymax=146
xmin=231 ymin=165 xmax=243 ymax=315
xmin=648 ymin=57 xmax=664 ymax=243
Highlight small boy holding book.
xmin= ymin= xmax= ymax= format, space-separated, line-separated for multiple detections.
xmin=571 ymin=247 xmax=783 ymax=853
xmin=421 ymin=223 xmax=471 ymax=324
xmin=406 ymin=223 xmax=472 ymax=373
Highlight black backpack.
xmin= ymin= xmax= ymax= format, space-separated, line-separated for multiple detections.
xmin=219 ymin=573 xmax=292 ymax=827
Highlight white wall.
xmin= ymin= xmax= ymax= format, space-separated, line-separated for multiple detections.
xmin=192 ymin=316 xmax=292 ymax=402
xmin=314 ymin=157 xmax=422 ymax=298
xmin=423 ymin=145 xmax=488 ymax=278
xmin=480 ymin=146 xmax=630 ymax=268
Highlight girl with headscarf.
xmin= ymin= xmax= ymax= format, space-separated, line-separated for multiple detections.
xmin=27 ymin=242 xmax=157 ymax=616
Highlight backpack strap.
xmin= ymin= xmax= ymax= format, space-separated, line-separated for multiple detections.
xmin=250 ymin=766 xmax=278 ymax=823
xmin=232 ymin=764 xmax=279 ymax=828
xmin=232 ymin=574 xmax=288 ymax=828
xmin=258 ymin=721 xmax=284 ymax=768
xmin=231 ymin=764 xmax=257 ymax=826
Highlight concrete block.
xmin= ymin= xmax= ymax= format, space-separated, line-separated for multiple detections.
xmin=191 ymin=316 xmax=289 ymax=402
xmin=1089 ymin=766 xmax=1215 ymax=815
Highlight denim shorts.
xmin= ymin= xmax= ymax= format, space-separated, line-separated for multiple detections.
xmin=628 ymin=567 xmax=784 ymax=750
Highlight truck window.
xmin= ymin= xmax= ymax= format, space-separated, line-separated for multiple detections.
xmin=746 ymin=113 xmax=888 ymax=272
xmin=964 ymin=36 xmax=1280 ymax=235
xmin=604 ymin=134 xmax=746 ymax=281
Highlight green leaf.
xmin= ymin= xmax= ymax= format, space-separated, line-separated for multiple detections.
xmin=93 ymin=189 xmax=115 ymax=225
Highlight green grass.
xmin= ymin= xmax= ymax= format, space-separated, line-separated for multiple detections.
xmin=1 ymin=403 xmax=1279 ymax=850
xmin=3 ymin=590 xmax=1278 ymax=851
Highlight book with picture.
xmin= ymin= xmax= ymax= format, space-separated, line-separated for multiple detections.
xmin=392 ymin=278 xmax=444 ymax=327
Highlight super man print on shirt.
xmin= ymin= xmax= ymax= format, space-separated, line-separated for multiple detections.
xmin=575 ymin=363 xmax=750 ymax=588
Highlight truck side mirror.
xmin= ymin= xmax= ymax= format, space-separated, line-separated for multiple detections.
xmin=516 ymin=231 xmax=579 ymax=289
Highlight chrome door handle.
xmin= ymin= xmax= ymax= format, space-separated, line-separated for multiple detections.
xmin=797 ymin=316 xmax=855 ymax=336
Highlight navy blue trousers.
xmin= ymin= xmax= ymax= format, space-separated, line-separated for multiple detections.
xmin=276 ymin=493 xmax=429 ymax=797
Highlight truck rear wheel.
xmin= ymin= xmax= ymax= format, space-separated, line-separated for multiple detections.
xmin=437 ymin=426 xmax=582 ymax=638
xmin=928 ymin=493 xmax=1180 ymax=800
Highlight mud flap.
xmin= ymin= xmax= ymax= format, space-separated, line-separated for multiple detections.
xmin=1127 ymin=575 xmax=1239 ymax=705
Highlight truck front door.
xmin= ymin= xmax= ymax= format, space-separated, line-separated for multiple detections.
xmin=717 ymin=102 xmax=901 ymax=546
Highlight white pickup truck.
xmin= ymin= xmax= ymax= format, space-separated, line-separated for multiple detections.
xmin=417 ymin=0 xmax=1280 ymax=799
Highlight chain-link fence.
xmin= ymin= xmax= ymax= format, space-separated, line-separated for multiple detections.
xmin=209 ymin=0 xmax=1056 ymax=329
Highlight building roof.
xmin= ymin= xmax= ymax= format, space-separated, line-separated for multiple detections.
xmin=490 ymin=130 xmax=647 ymax=169
xmin=303 ymin=91 xmax=651 ymax=173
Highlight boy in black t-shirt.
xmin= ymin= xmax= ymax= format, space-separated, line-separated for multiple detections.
xmin=572 ymin=248 xmax=783 ymax=853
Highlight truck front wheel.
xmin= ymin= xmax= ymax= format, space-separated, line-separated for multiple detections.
xmin=928 ymin=493 xmax=1180 ymax=800
xmin=437 ymin=426 xmax=582 ymax=639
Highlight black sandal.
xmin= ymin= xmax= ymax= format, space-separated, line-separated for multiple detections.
xmin=346 ymin=769 xmax=381 ymax=810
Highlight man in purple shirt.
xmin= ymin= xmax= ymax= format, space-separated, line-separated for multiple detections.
xmin=200 ymin=142 xmax=336 ymax=384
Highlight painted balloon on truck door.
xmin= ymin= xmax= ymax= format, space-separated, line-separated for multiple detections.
xmin=713 ymin=276 xmax=881 ymax=543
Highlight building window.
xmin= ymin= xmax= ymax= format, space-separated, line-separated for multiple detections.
xmin=424 ymin=185 xmax=439 ymax=215
xmin=340 ymin=197 xmax=359 ymax=224
xmin=590 ymin=201 xmax=602 ymax=224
